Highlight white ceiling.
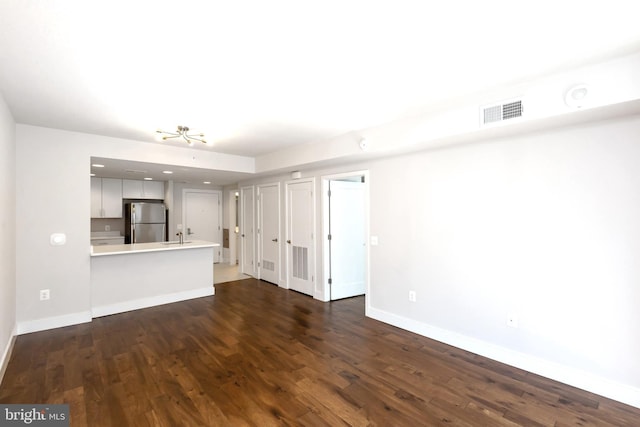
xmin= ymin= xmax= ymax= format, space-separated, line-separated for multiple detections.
xmin=2 ymin=1 xmax=640 ymax=168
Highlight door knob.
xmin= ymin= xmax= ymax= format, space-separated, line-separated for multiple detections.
xmin=241 ymin=234 xmax=245 ymax=237
xmin=286 ymin=239 xmax=291 ymax=244
xmin=272 ymin=238 xmax=278 ymax=242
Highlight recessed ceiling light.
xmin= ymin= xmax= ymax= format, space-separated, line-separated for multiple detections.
xmin=162 ymin=170 xmax=173 ymax=174
xmin=90 ymin=173 xmax=95 ymax=177
xmin=203 ymin=181 xmax=211 ymax=184
xmin=144 ymin=177 xmax=153 ymax=181
xmin=92 ymin=164 xmax=105 ymax=168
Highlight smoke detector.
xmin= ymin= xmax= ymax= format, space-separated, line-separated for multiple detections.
xmin=565 ymin=84 xmax=589 ymax=108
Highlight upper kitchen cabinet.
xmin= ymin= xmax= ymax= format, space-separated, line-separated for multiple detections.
xmin=122 ymin=179 xmax=165 ymax=200
xmin=91 ymin=177 xmax=123 ymax=218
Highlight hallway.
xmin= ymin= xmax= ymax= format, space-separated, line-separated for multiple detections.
xmin=214 ymin=262 xmax=250 ymax=284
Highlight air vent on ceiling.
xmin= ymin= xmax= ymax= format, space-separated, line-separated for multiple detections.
xmin=124 ymin=169 xmax=148 ymax=174
xmin=481 ymin=99 xmax=523 ymax=125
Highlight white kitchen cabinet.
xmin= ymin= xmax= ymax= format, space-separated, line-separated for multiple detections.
xmin=123 ymin=179 xmax=164 ymax=199
xmin=144 ymin=180 xmax=165 ymax=199
xmin=91 ymin=177 xmax=123 ymax=218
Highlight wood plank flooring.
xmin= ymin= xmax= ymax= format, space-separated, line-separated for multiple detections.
xmin=1 ymin=279 xmax=639 ymax=426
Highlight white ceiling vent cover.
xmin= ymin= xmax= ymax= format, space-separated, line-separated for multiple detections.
xmin=481 ymin=99 xmax=523 ymax=125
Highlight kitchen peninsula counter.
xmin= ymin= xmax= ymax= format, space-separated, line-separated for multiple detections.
xmin=90 ymin=240 xmax=219 ymax=318
xmin=90 ymin=240 xmax=218 ymax=256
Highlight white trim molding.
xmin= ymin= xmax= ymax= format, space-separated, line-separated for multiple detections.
xmin=367 ymin=306 xmax=640 ymax=409
xmin=17 ymin=311 xmax=92 ymax=335
xmin=92 ymin=287 xmax=214 ymax=318
xmin=0 ymin=323 xmax=17 ymax=385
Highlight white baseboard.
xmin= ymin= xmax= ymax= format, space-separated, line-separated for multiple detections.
xmin=17 ymin=311 xmax=92 ymax=335
xmin=12 ymin=286 xmax=215 ymax=340
xmin=366 ymin=305 xmax=640 ymax=409
xmin=0 ymin=323 xmax=17 ymax=386
xmin=92 ymin=287 xmax=215 ymax=318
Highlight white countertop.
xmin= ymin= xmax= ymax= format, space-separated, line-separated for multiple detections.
xmin=91 ymin=240 xmax=219 ymax=256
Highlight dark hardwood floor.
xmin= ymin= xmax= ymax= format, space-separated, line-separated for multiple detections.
xmin=1 ymin=279 xmax=639 ymax=426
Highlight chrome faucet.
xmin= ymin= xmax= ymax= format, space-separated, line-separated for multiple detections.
xmin=176 ymin=231 xmax=184 ymax=244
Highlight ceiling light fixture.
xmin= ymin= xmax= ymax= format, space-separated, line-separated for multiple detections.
xmin=156 ymin=125 xmax=207 ymax=145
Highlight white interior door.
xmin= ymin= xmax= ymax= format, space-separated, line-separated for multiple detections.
xmin=286 ymin=180 xmax=314 ymax=296
xmin=229 ymin=190 xmax=239 ymax=266
xmin=258 ymin=184 xmax=280 ymax=285
xmin=329 ymin=180 xmax=365 ymax=300
xmin=240 ymin=186 xmax=255 ymax=276
xmin=183 ymin=190 xmax=222 ymax=262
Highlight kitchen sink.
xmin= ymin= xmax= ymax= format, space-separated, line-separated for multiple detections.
xmin=161 ymin=240 xmax=193 ymax=245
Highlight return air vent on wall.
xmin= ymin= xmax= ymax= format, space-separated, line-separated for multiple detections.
xmin=292 ymin=246 xmax=308 ymax=280
xmin=262 ymin=260 xmax=275 ymax=271
xmin=481 ymin=99 xmax=523 ymax=125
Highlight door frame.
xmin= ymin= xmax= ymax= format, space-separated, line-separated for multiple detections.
xmin=257 ymin=182 xmax=281 ymax=285
xmin=321 ymin=170 xmax=370 ymax=302
xmin=285 ymin=177 xmax=316 ymax=295
xmin=182 ymin=188 xmax=222 ymax=262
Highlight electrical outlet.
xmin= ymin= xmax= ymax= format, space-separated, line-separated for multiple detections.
xmin=40 ymin=289 xmax=50 ymax=301
xmin=507 ymin=313 xmax=519 ymax=328
xmin=409 ymin=290 xmax=416 ymax=302
xmin=105 ymin=225 xmax=110 ymax=231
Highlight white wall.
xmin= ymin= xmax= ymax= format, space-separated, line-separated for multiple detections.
xmin=366 ymin=115 xmax=640 ymax=407
xmin=15 ymin=126 xmax=253 ymax=333
xmin=0 ymin=93 xmax=16 ymax=381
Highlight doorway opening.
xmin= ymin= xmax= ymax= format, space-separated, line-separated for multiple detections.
xmin=182 ymin=189 xmax=222 ymax=263
xmin=322 ymin=171 xmax=369 ymax=302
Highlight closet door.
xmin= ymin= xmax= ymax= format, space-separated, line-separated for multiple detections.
xmin=258 ymin=183 xmax=280 ymax=285
xmin=286 ymin=179 xmax=314 ymax=296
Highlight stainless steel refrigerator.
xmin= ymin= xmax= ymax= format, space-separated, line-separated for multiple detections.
xmin=124 ymin=202 xmax=167 ymax=243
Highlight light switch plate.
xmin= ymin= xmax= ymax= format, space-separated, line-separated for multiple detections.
xmin=370 ymin=235 xmax=379 ymax=246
